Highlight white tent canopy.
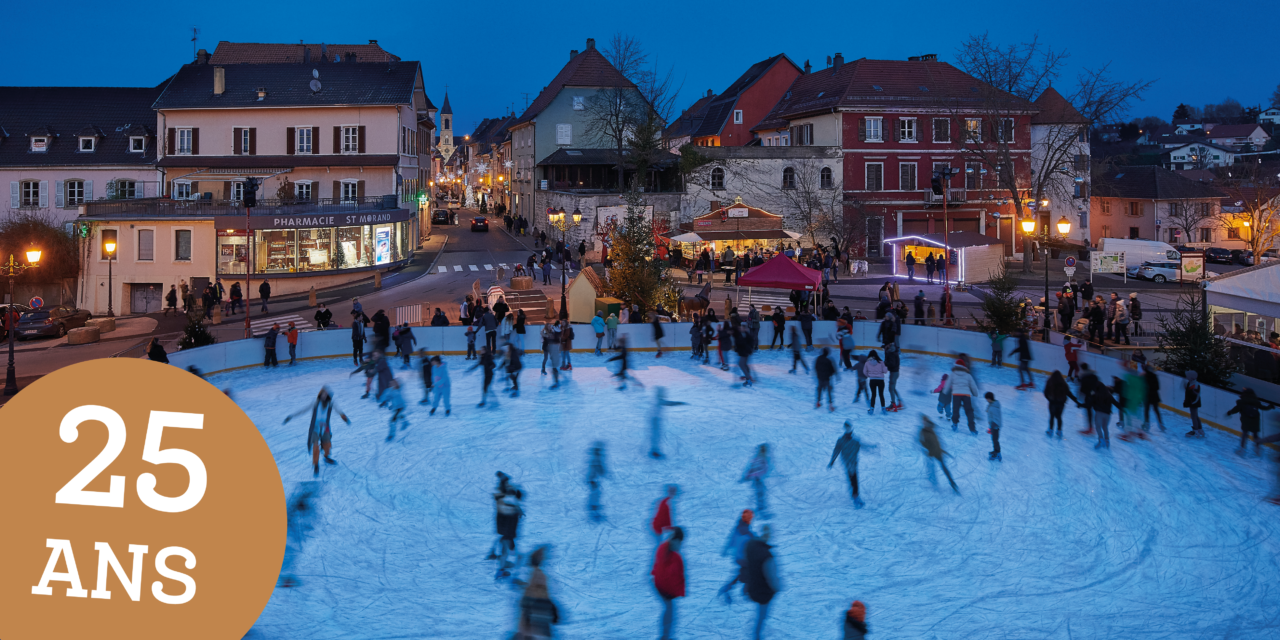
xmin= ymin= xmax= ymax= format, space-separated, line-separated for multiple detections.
xmin=1204 ymin=261 xmax=1280 ymax=317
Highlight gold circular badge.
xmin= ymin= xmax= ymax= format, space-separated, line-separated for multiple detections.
xmin=0 ymin=359 xmax=284 ymax=639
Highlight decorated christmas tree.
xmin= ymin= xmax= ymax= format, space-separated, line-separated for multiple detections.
xmin=605 ymin=191 xmax=682 ymax=317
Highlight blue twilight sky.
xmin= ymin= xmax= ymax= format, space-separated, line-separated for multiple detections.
xmin=5 ymin=0 xmax=1275 ymax=133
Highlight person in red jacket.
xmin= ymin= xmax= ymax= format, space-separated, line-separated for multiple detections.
xmin=1063 ymin=336 xmax=1082 ymax=381
xmin=651 ymin=484 xmax=677 ymax=540
xmin=651 ymin=526 xmax=685 ymax=640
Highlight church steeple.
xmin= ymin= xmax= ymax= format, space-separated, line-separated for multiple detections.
xmin=437 ymin=90 xmax=455 ymax=163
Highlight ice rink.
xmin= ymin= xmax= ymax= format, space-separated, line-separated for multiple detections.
xmin=216 ymin=347 xmax=1280 ymax=639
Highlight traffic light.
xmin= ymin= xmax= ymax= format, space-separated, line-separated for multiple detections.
xmin=930 ymin=172 xmax=945 ymax=196
xmin=243 ymin=177 xmax=260 ymax=208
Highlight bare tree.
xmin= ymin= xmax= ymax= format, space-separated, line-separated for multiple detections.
xmin=727 ymin=157 xmax=843 ymax=245
xmin=582 ymin=86 xmax=646 ymax=191
xmin=601 ymin=33 xmax=681 ymax=125
xmin=1217 ymin=165 xmax=1280 ymax=258
xmin=1164 ymin=199 xmax=1217 ymax=244
xmin=1271 ymin=83 xmax=1280 ymax=109
xmin=950 ymin=32 xmax=1152 ymax=271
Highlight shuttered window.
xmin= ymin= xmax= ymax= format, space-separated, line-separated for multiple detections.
xmin=899 ymin=163 xmax=917 ymax=191
xmin=866 ymin=163 xmax=883 ymax=191
xmin=137 ymin=229 xmax=154 ymax=261
xmin=175 ymin=230 xmax=192 ymax=261
xmin=932 ymin=118 xmax=950 ymax=143
xmin=556 ymin=124 xmax=572 ymax=145
xmin=865 ymin=118 xmax=883 ymax=142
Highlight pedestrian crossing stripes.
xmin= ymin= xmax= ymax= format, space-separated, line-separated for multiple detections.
xmin=469 ymin=265 xmax=479 ymax=271
xmin=439 ymin=266 xmax=448 ymax=273
xmin=484 ymin=264 xmax=493 ymax=270
xmin=432 ymin=263 xmax=576 ymax=276
xmin=453 ymin=265 xmax=462 ymax=272
xmin=247 ymin=314 xmax=313 ymax=336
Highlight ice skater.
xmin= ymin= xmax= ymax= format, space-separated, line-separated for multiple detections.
xmin=844 ymin=601 xmax=868 ymax=639
xmin=351 ymin=353 xmax=377 ymax=398
xmin=985 ymin=392 xmax=1002 ymax=461
xmin=717 ymin=510 xmax=754 ymax=603
xmin=864 ymin=350 xmax=888 ymax=414
xmin=383 ymin=379 xmax=407 ymax=441
xmin=1010 ymin=330 xmax=1035 ymax=389
xmin=648 ymin=387 xmax=687 ymax=459
xmin=586 ymin=442 xmax=608 ymax=521
xmin=1043 ymin=370 xmax=1077 ymax=437
xmin=741 ymin=444 xmax=771 ymax=516
xmin=429 ymin=356 xmax=451 ymax=416
xmin=1091 ymin=380 xmax=1116 ymax=449
xmin=283 ymin=386 xmax=350 ymax=477
xmin=489 ymin=471 xmax=524 ymax=578
xmin=931 ymin=373 xmax=953 ymax=420
xmin=545 ymin=323 xmax=562 ymax=389
xmin=516 ymin=546 xmax=560 ymax=637
xmin=1142 ymin=363 xmax=1165 ymax=432
xmin=736 ymin=324 xmax=755 ymax=387
xmin=652 ymin=312 xmax=666 ymax=358
xmin=651 ymin=485 xmax=678 ymax=540
xmin=919 ymin=416 xmax=959 ymax=494
xmin=607 ymin=334 xmax=639 ymax=390
xmin=504 ymin=343 xmax=523 ymax=397
xmin=717 ymin=321 xmax=733 ymax=371
xmin=651 ymin=526 xmax=685 ymax=640
xmin=1184 ymin=370 xmax=1205 ymax=438
xmin=815 ymin=347 xmax=838 ymax=411
xmin=1228 ymin=388 xmax=1271 ymax=456
xmin=469 ymin=346 xmax=498 ymax=407
xmin=1077 ymin=363 xmax=1099 ymax=435
xmin=787 ymin=326 xmax=808 ymax=374
xmin=828 ymin=420 xmax=873 ymax=507
xmin=945 ymin=358 xmax=979 ymax=433
xmin=742 ymin=524 xmax=780 ymax=640
xmin=418 ymin=352 xmax=434 ymax=405
xmin=885 ymin=342 xmax=903 ymax=412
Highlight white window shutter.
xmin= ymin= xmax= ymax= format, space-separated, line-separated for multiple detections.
xmin=9 ymin=182 xmax=17 ymax=208
xmin=556 ymin=124 xmax=571 ymax=145
xmin=38 ymin=181 xmax=48 ymax=208
xmin=85 ymin=180 xmax=94 ymax=201
xmin=55 ymin=180 xmax=64 ymax=208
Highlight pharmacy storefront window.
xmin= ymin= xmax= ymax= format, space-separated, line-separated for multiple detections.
xmin=214 ymin=209 xmax=415 ymax=276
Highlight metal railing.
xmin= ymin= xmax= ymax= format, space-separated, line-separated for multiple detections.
xmin=83 ymin=195 xmax=404 ymax=218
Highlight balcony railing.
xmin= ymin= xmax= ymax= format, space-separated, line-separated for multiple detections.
xmin=924 ymin=189 xmax=967 ymax=204
xmin=83 ymin=195 xmax=403 ymax=218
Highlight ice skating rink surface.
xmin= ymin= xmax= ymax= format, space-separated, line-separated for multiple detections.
xmin=216 ymin=350 xmax=1280 ymax=639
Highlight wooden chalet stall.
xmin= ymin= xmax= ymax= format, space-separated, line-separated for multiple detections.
xmin=667 ymin=198 xmax=801 ymax=268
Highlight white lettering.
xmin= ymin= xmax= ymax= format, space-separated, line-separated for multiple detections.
xmin=32 ymin=539 xmax=88 ymax=597
xmin=91 ymin=542 xmax=149 ymax=601
xmin=152 ymin=546 xmax=197 ymax=605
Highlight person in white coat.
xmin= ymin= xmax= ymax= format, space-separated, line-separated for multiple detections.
xmin=944 ymin=358 xmax=980 ymax=433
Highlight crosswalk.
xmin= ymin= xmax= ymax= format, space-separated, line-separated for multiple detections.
xmin=734 ymin=291 xmax=794 ymax=315
xmin=247 ymin=313 xmax=313 ymax=336
xmin=435 ymin=262 xmax=569 ymax=276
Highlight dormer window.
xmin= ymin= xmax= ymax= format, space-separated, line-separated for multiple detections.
xmin=130 ymin=136 xmax=146 ymax=152
xmin=30 ymin=137 xmax=48 ymax=152
xmin=79 ymin=137 xmax=96 ymax=152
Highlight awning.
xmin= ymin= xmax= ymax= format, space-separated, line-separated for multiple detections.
xmin=667 ymin=230 xmax=800 ymax=242
xmin=1205 ymin=261 xmax=1280 ymax=317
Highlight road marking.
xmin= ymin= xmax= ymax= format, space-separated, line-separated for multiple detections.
xmin=499 ymin=263 xmax=508 ymax=269
xmin=469 ymin=265 xmax=479 ymax=271
xmin=438 ymin=266 xmax=448 ymax=273
xmin=484 ymin=264 xmax=493 ymax=270
xmin=247 ymin=314 xmax=313 ymax=335
xmin=453 ymin=265 xmax=463 ymax=272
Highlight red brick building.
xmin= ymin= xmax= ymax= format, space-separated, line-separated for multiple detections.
xmin=761 ymin=54 xmax=1035 ymax=257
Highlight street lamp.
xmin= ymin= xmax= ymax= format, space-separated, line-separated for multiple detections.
xmin=1022 ymin=216 xmax=1072 ymax=340
xmin=104 ymin=240 xmax=117 ymax=318
xmin=3 ymin=247 xmax=41 ymax=396
xmin=547 ymin=205 xmax=581 ymax=318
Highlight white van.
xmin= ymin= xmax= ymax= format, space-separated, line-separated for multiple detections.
xmin=1098 ymin=238 xmax=1181 ymax=268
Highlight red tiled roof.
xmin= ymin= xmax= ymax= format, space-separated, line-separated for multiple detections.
xmin=768 ymin=58 xmax=1032 ymax=120
xmin=1031 ymin=87 xmax=1087 ymax=125
xmin=514 ymin=43 xmax=634 ymax=126
xmin=209 ymin=41 xmax=398 ymax=64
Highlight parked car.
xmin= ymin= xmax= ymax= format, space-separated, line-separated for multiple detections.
xmin=470 ymin=216 xmax=489 ymax=232
xmin=1128 ymin=261 xmax=1181 ymax=283
xmin=1204 ymin=247 xmax=1233 ymax=264
xmin=16 ymin=305 xmax=92 ymax=340
xmin=431 ymin=209 xmax=452 ymax=225
xmin=1 ymin=303 xmax=32 ymax=340
xmin=1230 ymin=249 xmax=1254 ymax=266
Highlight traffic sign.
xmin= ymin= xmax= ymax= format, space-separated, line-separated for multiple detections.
xmin=1064 ymin=267 xmax=1076 ymax=277
xmin=1064 ymin=256 xmax=1077 ymax=268
xmin=28 ymin=296 xmax=43 ymax=309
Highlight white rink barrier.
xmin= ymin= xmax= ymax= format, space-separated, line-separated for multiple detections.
xmin=168 ymin=320 xmax=1263 ymax=437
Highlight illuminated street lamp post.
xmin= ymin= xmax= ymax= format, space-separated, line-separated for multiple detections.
xmin=3 ymin=247 xmax=42 ymax=396
xmin=1022 ymin=215 xmax=1072 ymax=339
xmin=104 ymin=240 xmax=117 ymax=318
xmin=547 ymin=206 xmax=582 ymax=317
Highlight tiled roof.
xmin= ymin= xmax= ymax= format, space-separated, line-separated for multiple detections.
xmin=514 ymin=43 xmax=634 ymax=126
xmin=768 ymin=58 xmax=1031 ymax=120
xmin=539 ymin=148 xmax=678 ymax=166
xmin=208 ymin=41 xmax=398 ymax=64
xmin=1165 ymin=140 xmax=1234 ymax=153
xmin=154 ymin=61 xmax=421 ymax=109
xmin=1093 ymin=165 xmax=1225 ymax=200
xmin=1031 ymin=87 xmax=1087 ymax=125
xmin=690 ymin=55 xmax=798 ymax=138
xmin=665 ymin=92 xmax=717 ymax=138
xmin=691 ymin=102 xmax=738 ymax=138
xmin=0 ymin=86 xmax=162 ymax=167
xmin=1175 ymin=169 xmax=1217 ymax=182
xmin=1207 ymin=124 xmax=1266 ymax=138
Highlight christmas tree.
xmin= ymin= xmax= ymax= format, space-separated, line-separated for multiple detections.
xmin=177 ymin=315 xmax=218 ymax=351
xmin=605 ymin=191 xmax=682 ymax=317
xmin=1157 ymin=292 xmax=1239 ymax=387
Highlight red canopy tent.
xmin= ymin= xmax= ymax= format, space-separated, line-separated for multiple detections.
xmin=735 ymin=255 xmax=824 ymax=312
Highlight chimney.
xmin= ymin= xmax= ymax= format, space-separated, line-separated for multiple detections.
xmin=303 ymin=47 xmax=311 ymax=63
xmin=213 ymin=67 xmax=225 ymax=95
xmin=195 ymin=48 xmax=209 ymax=64
xmin=369 ymin=39 xmax=378 ymax=45
xmin=832 ymin=53 xmax=844 ymax=70
xmin=570 ymin=49 xmax=578 ymax=60
xmin=586 ymin=38 xmax=596 ymax=50
xmin=348 ymin=51 xmax=357 ymax=63
xmin=803 ymin=60 xmax=811 ymax=74
xmin=707 ymin=89 xmax=713 ymax=97
xmin=256 ymin=87 xmax=267 ymax=101
xmin=709 ymin=200 xmax=721 ymax=214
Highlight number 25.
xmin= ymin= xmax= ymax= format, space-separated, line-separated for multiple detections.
xmin=54 ymin=406 xmax=208 ymax=514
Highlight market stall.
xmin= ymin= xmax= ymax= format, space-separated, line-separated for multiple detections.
xmin=883 ymin=231 xmax=1005 ymax=284
xmin=736 ymin=254 xmax=824 ymax=314
xmin=667 ymin=199 xmax=802 ymax=273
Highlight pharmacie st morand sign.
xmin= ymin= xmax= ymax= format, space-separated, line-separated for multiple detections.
xmin=213 ymin=209 xmax=413 ymax=231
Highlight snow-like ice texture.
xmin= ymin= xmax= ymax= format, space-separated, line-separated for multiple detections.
xmin=217 ymin=350 xmax=1280 ymax=640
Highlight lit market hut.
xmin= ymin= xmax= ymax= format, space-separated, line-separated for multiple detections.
xmin=736 ymin=254 xmax=823 ymax=315
xmin=883 ymin=231 xmax=1005 ymax=284
xmin=667 ymin=198 xmax=801 ymax=273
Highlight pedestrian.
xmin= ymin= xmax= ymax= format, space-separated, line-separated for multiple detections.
xmin=651 ymin=526 xmax=686 ymax=640
xmin=230 ymin=281 xmax=245 ymax=316
xmin=828 ymin=420 xmax=870 ymax=506
xmin=741 ymin=524 xmax=781 ymax=640
xmin=146 ymin=337 xmax=169 ymax=363
xmin=201 ymin=284 xmax=214 ymax=320
xmin=428 ymin=356 xmax=451 ymax=416
xmin=1063 ymin=336 xmax=1081 ymax=380
xmin=258 ymin=279 xmax=271 ymax=313
xmin=351 ymin=354 xmax=377 ymax=399
xmin=1228 ymin=388 xmax=1268 ymax=456
xmin=741 ymin=444 xmax=770 ymax=515
xmin=925 ymin=253 xmax=936 ymax=283
xmin=863 ymin=350 xmax=888 ymax=414
xmin=382 ymin=379 xmax=407 ymax=441
xmin=350 ymin=317 xmax=367 ymax=370
xmin=886 ymin=342 xmax=903 ymax=412
xmin=985 ymin=392 xmax=1003 ymax=460
xmin=1142 ymin=363 xmax=1165 ymax=431
xmin=164 ymin=285 xmax=178 ymax=316
xmin=1010 ymin=329 xmax=1035 ymax=389
xmin=592 ymin=311 xmax=606 ymax=355
xmin=905 ymin=250 xmax=917 ymax=281
xmin=394 ymin=323 xmax=417 ymax=368
xmin=179 ymin=279 xmax=190 ymax=312
xmin=620 ymin=304 xmax=631 ymax=325
xmin=944 ymin=358 xmax=979 ymax=433
xmin=490 ymin=472 xmax=524 ymax=578
xmin=469 ymin=346 xmax=498 ymax=407
xmin=283 ymin=386 xmax=350 ymax=477
xmin=1104 ymin=292 xmax=1120 ymax=341
xmin=586 ymin=443 xmax=608 ymax=519
xmin=913 ymin=289 xmax=927 ymax=326
xmin=843 ymin=601 xmax=869 ymax=640
xmin=652 ymin=312 xmax=665 ymax=358
xmin=460 ymin=295 xmax=472 ymax=327
xmin=919 ymin=416 xmax=959 ymax=493
xmin=541 ymin=258 xmax=552 ymax=285
xmin=465 ymin=325 xmax=478 ymax=360
xmin=1184 ymin=370 xmax=1205 ymax=438
xmin=1114 ymin=298 xmax=1132 ymax=345
xmin=505 ymin=342 xmax=523 ymax=397
xmin=285 ymin=321 xmax=299 ymax=366
xmin=213 ymin=277 xmax=225 ymax=311
xmin=651 ymin=484 xmax=678 ymax=540
xmin=314 ymin=303 xmax=332 ymax=330
xmin=606 ymin=312 xmax=618 ymax=349
xmin=263 ymin=323 xmax=280 ymax=367
xmin=1043 ymin=370 xmax=1077 ymax=437
xmin=1129 ymin=292 xmax=1143 ymax=337
xmin=717 ymin=510 xmax=754 ymax=603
